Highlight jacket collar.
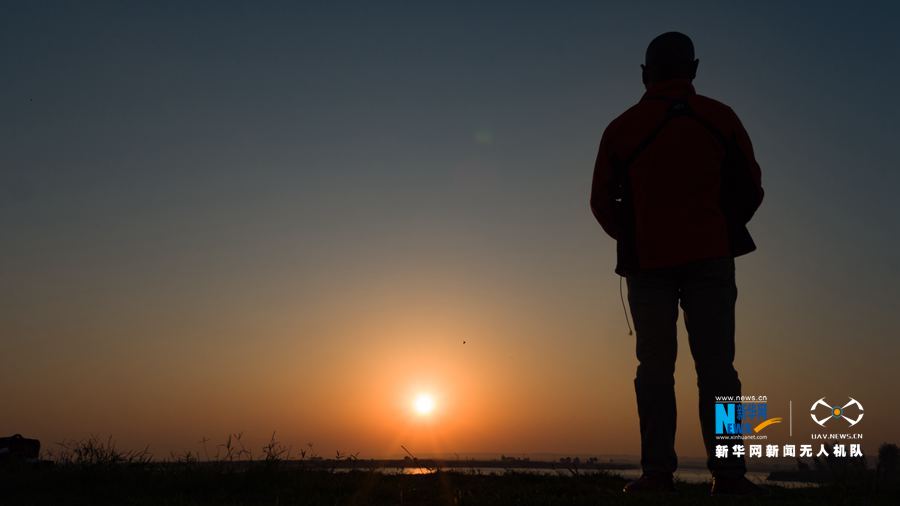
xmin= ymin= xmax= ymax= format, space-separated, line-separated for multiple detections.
xmin=641 ymin=79 xmax=696 ymax=101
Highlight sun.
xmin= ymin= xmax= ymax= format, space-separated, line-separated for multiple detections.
xmin=413 ymin=393 xmax=436 ymax=416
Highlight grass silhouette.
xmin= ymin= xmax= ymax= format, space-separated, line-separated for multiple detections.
xmin=1 ymin=434 xmax=898 ymax=505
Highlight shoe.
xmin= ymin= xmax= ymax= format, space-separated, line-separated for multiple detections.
xmin=710 ymin=476 xmax=768 ymax=496
xmin=622 ymin=473 xmax=676 ymax=493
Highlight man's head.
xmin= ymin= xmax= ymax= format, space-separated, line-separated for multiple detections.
xmin=642 ymin=32 xmax=698 ymax=88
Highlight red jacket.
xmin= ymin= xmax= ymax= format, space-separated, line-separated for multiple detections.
xmin=590 ymin=79 xmax=763 ymax=273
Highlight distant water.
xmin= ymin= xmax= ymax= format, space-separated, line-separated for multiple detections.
xmin=393 ymin=466 xmax=818 ymax=488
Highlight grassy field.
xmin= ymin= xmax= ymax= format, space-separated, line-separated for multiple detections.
xmin=2 ymin=462 xmax=898 ymax=506
xmin=2 ymin=436 xmax=897 ymax=505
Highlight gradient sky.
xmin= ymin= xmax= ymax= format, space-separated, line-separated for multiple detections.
xmin=3 ymin=1 xmax=899 ymax=461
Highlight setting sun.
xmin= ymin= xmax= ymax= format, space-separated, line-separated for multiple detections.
xmin=413 ymin=393 xmax=436 ymax=416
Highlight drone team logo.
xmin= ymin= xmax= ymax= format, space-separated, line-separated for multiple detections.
xmin=713 ymin=395 xmax=867 ymax=460
xmin=810 ymin=397 xmax=864 ymax=428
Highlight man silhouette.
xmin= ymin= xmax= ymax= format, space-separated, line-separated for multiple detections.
xmin=590 ymin=32 xmax=764 ymax=495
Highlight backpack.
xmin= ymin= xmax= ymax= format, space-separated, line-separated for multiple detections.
xmin=611 ymin=98 xmax=758 ymax=276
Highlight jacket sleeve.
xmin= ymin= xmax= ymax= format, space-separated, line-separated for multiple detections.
xmin=728 ymin=109 xmax=764 ymax=223
xmin=590 ymin=125 xmax=619 ymax=240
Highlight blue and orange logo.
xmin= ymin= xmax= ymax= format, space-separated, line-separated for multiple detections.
xmin=715 ymin=402 xmax=782 ymax=434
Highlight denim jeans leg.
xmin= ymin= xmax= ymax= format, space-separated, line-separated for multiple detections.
xmin=627 ymin=269 xmax=680 ymax=477
xmin=679 ymin=257 xmax=746 ymax=478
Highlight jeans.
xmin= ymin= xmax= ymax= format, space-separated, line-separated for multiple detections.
xmin=626 ymin=256 xmax=746 ymax=478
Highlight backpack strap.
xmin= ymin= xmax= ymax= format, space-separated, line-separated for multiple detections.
xmin=624 ymin=98 xmax=725 ymax=168
xmin=613 ymin=99 xmax=693 ymax=204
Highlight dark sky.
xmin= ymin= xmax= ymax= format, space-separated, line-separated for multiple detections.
xmin=2 ymin=1 xmax=899 ymax=457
